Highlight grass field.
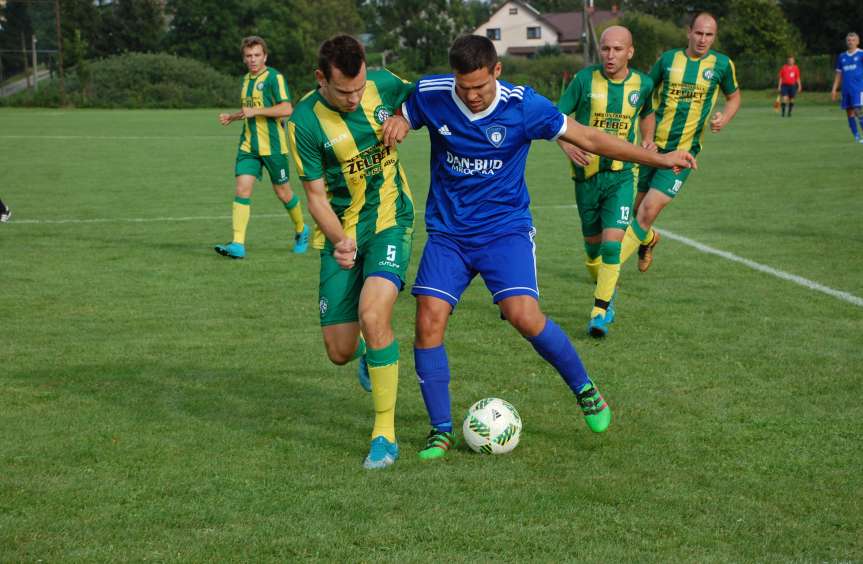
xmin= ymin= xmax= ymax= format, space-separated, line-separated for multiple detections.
xmin=1 ymin=100 xmax=862 ymax=561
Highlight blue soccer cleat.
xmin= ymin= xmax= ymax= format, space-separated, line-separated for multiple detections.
xmin=605 ymin=290 xmax=617 ymax=324
xmin=357 ymin=354 xmax=372 ymax=392
xmin=293 ymin=225 xmax=310 ymax=254
xmin=588 ymin=311 xmax=613 ymax=338
xmin=363 ymin=436 xmax=399 ymax=469
xmin=214 ymin=242 xmax=245 ymax=259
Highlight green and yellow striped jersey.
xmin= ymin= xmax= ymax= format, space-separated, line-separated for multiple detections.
xmin=288 ymin=69 xmax=415 ymax=250
xmin=558 ymin=65 xmax=654 ymax=181
xmin=239 ymin=66 xmax=291 ymax=156
xmin=649 ymin=48 xmax=738 ymax=155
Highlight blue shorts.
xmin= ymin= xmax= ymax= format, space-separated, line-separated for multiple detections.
xmin=411 ymin=228 xmax=539 ymax=309
xmin=840 ymin=89 xmax=863 ymax=109
xmin=780 ymin=84 xmax=797 ymax=98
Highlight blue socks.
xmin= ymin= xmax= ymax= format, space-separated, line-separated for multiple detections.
xmin=415 ymin=344 xmax=453 ymax=432
xmin=527 ymin=318 xmax=590 ymax=393
xmin=849 ymin=116 xmax=860 ymax=138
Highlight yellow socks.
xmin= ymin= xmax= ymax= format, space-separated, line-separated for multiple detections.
xmin=284 ymin=194 xmax=305 ymax=234
xmin=232 ymin=197 xmax=251 ymax=244
xmin=591 ymin=241 xmax=621 ymax=317
xmin=367 ymin=340 xmax=399 ymax=442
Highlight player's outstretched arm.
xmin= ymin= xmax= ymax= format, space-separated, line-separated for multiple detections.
xmin=560 ymin=117 xmax=696 ymax=171
xmin=219 ymin=110 xmax=244 ymax=125
xmin=242 ymin=101 xmax=294 ymax=120
xmin=302 ymin=178 xmax=356 ymax=269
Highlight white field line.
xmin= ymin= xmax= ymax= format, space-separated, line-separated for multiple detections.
xmin=6 ymin=203 xmax=862 ymax=307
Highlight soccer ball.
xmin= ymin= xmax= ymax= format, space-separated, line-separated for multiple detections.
xmin=462 ymin=397 xmax=522 ymax=454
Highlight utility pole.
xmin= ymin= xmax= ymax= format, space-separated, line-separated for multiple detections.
xmin=21 ymin=33 xmax=30 ymax=89
xmin=32 ymin=34 xmax=38 ymax=91
xmin=55 ymin=0 xmax=66 ymax=105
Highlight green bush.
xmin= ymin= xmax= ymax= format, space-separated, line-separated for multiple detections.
xmin=733 ymin=54 xmax=834 ymax=91
xmin=619 ymin=12 xmax=687 ymax=73
xmin=500 ymin=54 xmax=585 ymax=100
xmin=1 ymin=52 xmax=237 ymax=108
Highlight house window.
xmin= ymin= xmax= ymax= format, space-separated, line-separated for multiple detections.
xmin=527 ymin=26 xmax=541 ymax=40
xmin=486 ymin=28 xmax=501 ymax=41
xmin=509 ymin=7 xmax=518 ymax=14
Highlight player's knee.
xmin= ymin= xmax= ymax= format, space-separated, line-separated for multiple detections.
xmin=503 ymin=302 xmax=544 ymax=337
xmin=323 ymin=340 xmax=353 ymax=365
xmin=415 ymin=303 xmax=448 ymax=345
xmin=855 ymin=107 xmax=863 ymax=119
xmin=600 ymin=240 xmax=622 ymax=263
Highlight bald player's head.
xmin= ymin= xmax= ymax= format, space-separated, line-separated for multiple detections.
xmin=599 ymin=25 xmax=634 ymax=79
xmin=688 ymin=12 xmax=718 ymax=58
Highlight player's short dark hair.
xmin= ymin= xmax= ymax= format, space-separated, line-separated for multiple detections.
xmin=318 ymin=35 xmax=366 ymax=80
xmin=449 ymin=35 xmax=498 ymax=75
xmin=241 ymin=36 xmax=268 ymax=55
xmin=689 ymin=11 xmax=717 ymax=29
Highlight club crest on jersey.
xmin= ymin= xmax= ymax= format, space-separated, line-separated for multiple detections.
xmin=628 ymin=90 xmax=640 ymax=105
xmin=319 ymin=297 xmax=329 ymax=316
xmin=256 ymin=82 xmax=265 ymax=91
xmin=374 ymin=104 xmax=391 ymax=125
xmin=485 ymin=125 xmax=506 ymax=147
xmin=702 ymin=68 xmax=715 ymax=81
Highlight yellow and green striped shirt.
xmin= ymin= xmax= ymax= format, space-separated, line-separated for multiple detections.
xmin=287 ymin=69 xmax=415 ymax=250
xmin=558 ymin=65 xmax=654 ymax=181
xmin=239 ymin=66 xmax=291 ymax=156
xmin=649 ymin=48 xmax=738 ymax=155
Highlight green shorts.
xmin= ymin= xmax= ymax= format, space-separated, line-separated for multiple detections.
xmin=637 ymin=160 xmax=693 ymax=198
xmin=574 ymin=169 xmax=636 ymax=237
xmin=235 ymin=151 xmax=290 ymax=185
xmin=318 ymin=226 xmax=413 ymax=326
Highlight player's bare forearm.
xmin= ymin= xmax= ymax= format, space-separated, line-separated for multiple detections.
xmin=639 ymin=113 xmax=657 ymax=150
xmin=303 ymin=180 xmax=346 ymax=245
xmin=219 ymin=110 xmax=244 ymax=125
xmin=243 ymin=102 xmax=293 ymax=119
xmin=560 ymin=118 xmax=690 ymax=170
xmin=722 ymin=90 xmax=741 ymax=124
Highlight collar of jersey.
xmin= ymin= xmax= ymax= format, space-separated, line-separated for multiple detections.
xmin=601 ymin=67 xmax=633 ymax=84
xmin=846 ymin=48 xmax=862 ymax=56
xmin=249 ymin=67 xmax=269 ymax=80
xmin=450 ymin=80 xmax=502 ymax=122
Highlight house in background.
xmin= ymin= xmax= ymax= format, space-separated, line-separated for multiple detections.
xmin=472 ymin=0 xmax=622 ymax=58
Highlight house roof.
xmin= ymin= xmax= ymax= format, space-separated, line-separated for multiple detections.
xmin=540 ymin=9 xmax=622 ymax=43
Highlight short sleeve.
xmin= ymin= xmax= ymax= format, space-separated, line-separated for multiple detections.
xmin=287 ymin=115 xmax=323 ymax=181
xmin=639 ymin=76 xmax=655 ymax=117
xmin=557 ymin=75 xmax=582 ymax=115
xmin=835 ymin=55 xmax=843 ymax=73
xmin=272 ymin=72 xmax=291 ymax=103
xmin=720 ymin=58 xmax=739 ymax=95
xmin=649 ymin=55 xmax=664 ymax=89
xmin=377 ymin=69 xmax=415 ymax=108
xmin=523 ymin=88 xmax=566 ymax=141
xmin=401 ymin=89 xmax=427 ymax=130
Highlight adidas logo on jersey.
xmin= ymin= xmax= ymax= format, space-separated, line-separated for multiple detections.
xmin=438 ymin=124 xmax=452 ymax=136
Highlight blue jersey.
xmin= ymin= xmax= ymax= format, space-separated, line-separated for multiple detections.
xmin=836 ymin=49 xmax=863 ymax=94
xmin=402 ymin=74 xmax=566 ymax=239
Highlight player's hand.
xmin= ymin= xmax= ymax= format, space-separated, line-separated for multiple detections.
xmin=334 ymin=238 xmax=357 ymax=269
xmin=219 ymin=113 xmax=232 ymax=126
xmin=641 ymin=139 xmax=657 ymax=152
xmin=558 ymin=140 xmax=593 ymax=167
xmin=381 ymin=115 xmax=410 ymax=147
xmin=663 ymin=150 xmax=697 ymax=174
xmin=831 ymin=90 xmax=838 ymax=102
xmin=241 ymin=106 xmax=257 ymax=119
xmin=709 ymin=112 xmax=725 ymax=133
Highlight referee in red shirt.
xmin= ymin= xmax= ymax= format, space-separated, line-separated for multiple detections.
xmin=778 ymin=56 xmax=802 ymax=117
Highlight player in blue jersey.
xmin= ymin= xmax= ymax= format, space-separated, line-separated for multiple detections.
xmin=831 ymin=32 xmax=863 ymax=143
xmin=388 ymin=35 xmax=695 ymax=460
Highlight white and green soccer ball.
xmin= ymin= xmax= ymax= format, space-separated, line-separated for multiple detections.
xmin=462 ymin=397 xmax=522 ymax=454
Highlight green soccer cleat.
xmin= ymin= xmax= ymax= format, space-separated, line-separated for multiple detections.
xmin=576 ymin=382 xmax=611 ymax=433
xmin=357 ymin=354 xmax=371 ymax=392
xmin=214 ymin=242 xmax=245 ymax=259
xmin=363 ymin=436 xmax=399 ymax=469
xmin=418 ymin=428 xmax=456 ymax=461
xmin=293 ymin=225 xmax=310 ymax=254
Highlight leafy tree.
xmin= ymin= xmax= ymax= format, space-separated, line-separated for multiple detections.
xmin=622 ymin=0 xmax=730 ymax=24
xmin=164 ymin=0 xmax=247 ymax=75
xmin=95 ymin=0 xmax=164 ymax=55
xmin=719 ymin=0 xmax=803 ymax=60
xmin=368 ymin=0 xmax=473 ymax=72
xmin=780 ymin=0 xmax=863 ymax=54
xmin=619 ymin=11 xmax=686 ymax=71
